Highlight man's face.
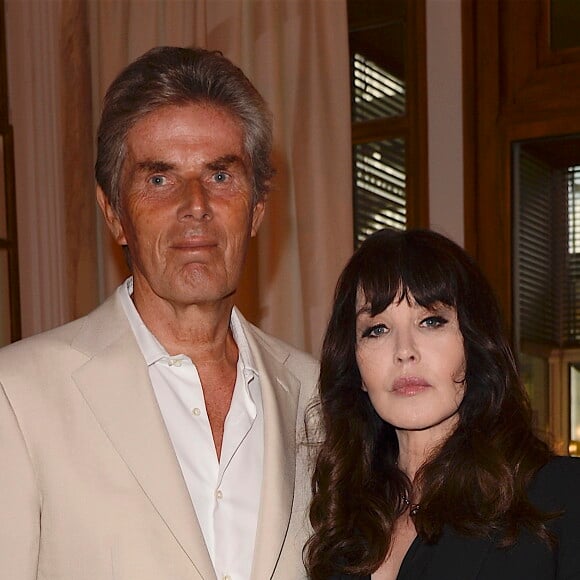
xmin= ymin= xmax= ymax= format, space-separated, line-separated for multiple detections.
xmin=98 ymin=103 xmax=265 ymax=311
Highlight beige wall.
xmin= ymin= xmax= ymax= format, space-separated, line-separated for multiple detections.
xmin=426 ymin=0 xmax=464 ymax=247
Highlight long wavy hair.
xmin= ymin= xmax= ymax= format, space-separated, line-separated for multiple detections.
xmin=305 ymin=228 xmax=554 ymax=579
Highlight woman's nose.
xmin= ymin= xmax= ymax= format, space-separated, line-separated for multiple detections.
xmin=393 ymin=332 xmax=419 ymax=364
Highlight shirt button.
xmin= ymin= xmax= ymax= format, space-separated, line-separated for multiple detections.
xmin=192 ymin=408 xmax=201 ymax=416
xmin=223 ymin=576 xmax=231 ymax=580
xmin=216 ymin=490 xmax=223 ymax=500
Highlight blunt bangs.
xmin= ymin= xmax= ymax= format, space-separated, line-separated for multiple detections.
xmin=353 ymin=229 xmax=461 ymax=316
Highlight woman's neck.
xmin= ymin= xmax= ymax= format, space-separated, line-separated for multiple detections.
xmin=395 ymin=417 xmax=457 ymax=481
xmin=396 ymin=433 xmax=432 ymax=481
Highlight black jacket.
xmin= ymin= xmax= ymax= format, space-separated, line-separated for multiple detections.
xmin=329 ymin=456 xmax=580 ymax=579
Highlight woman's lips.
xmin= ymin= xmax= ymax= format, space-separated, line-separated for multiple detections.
xmin=392 ymin=376 xmax=431 ymax=396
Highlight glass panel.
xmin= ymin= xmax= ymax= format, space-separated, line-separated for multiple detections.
xmin=570 ymin=363 xmax=580 ymax=455
xmin=349 ymin=0 xmax=406 ymax=121
xmin=0 ymin=249 xmax=10 ymax=347
xmin=353 ymin=138 xmax=406 ymax=245
xmin=512 ymin=143 xmax=563 ymax=347
xmin=551 ymin=0 xmax=580 ymax=51
xmin=512 ymin=135 xmax=580 ymax=350
xmin=565 ymin=167 xmax=580 ymax=344
xmin=520 ymin=352 xmax=550 ymax=433
xmin=351 ymin=51 xmax=406 ymax=122
xmin=0 ymin=134 xmax=6 ymax=239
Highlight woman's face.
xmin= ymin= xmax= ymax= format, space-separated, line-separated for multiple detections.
xmin=355 ymin=290 xmax=466 ymax=441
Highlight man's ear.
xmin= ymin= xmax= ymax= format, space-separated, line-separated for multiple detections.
xmin=250 ymin=199 xmax=266 ymax=237
xmin=96 ymin=187 xmax=127 ymax=246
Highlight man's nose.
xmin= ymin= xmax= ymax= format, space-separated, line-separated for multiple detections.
xmin=178 ymin=180 xmax=212 ymax=221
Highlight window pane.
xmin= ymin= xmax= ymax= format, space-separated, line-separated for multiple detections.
xmin=348 ymin=0 xmax=406 ymax=121
xmin=563 ymin=167 xmax=580 ymax=344
xmin=513 ymin=145 xmax=564 ymax=346
xmin=353 ymin=138 xmax=406 ymax=245
xmin=570 ymin=363 xmax=580 ymax=455
xmin=351 ymin=52 xmax=405 ymax=121
xmin=0 ymin=249 xmax=10 ymax=346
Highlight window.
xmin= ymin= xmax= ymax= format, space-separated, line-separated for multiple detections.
xmin=465 ymin=0 xmax=580 ymax=454
xmin=347 ymin=0 xmax=428 ymax=247
xmin=513 ymin=136 xmax=580 ymax=454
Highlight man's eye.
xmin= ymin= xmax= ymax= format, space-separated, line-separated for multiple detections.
xmin=149 ymin=175 xmax=167 ymax=186
xmin=361 ymin=324 xmax=388 ymax=339
xmin=213 ymin=171 xmax=229 ymax=183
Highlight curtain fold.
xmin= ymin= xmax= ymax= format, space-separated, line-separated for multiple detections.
xmin=6 ymin=0 xmax=352 ymax=354
xmin=5 ymin=0 xmax=69 ymax=335
xmin=61 ymin=0 xmax=99 ymax=321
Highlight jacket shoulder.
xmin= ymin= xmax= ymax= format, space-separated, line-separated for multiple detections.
xmin=236 ymin=310 xmax=318 ymax=369
xmin=529 ymin=455 xmax=580 ymax=508
xmin=528 ymin=456 xmax=580 ymax=578
xmin=531 ymin=456 xmax=580 ymax=491
xmin=0 ymin=315 xmax=87 ymax=363
xmin=0 ymin=293 xmax=128 ymax=373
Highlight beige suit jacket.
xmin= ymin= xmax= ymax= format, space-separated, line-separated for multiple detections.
xmin=0 ymin=293 xmax=318 ymax=580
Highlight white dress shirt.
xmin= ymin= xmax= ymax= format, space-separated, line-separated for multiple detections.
xmin=118 ymin=279 xmax=264 ymax=580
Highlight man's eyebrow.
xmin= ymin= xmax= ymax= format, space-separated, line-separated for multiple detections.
xmin=206 ymin=154 xmax=245 ymax=171
xmin=135 ymin=160 xmax=175 ymax=173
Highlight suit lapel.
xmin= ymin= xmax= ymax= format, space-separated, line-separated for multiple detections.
xmin=71 ymin=298 xmax=216 ymax=580
xmin=244 ymin=325 xmax=301 ymax=580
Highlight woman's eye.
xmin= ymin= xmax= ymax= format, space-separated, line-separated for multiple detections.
xmin=361 ymin=324 xmax=388 ymax=339
xmin=421 ymin=316 xmax=448 ymax=329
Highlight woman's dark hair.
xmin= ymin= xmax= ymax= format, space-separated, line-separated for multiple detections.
xmin=305 ymin=228 xmax=554 ymax=579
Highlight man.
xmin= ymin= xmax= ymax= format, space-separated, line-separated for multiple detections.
xmin=0 ymin=47 xmax=318 ymax=580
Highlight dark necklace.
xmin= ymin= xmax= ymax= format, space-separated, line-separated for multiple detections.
xmin=401 ymin=495 xmax=421 ymax=517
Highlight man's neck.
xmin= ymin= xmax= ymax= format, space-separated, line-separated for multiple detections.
xmin=132 ymin=289 xmax=235 ymax=365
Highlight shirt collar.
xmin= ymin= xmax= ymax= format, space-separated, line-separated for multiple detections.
xmin=117 ymin=277 xmax=258 ymax=378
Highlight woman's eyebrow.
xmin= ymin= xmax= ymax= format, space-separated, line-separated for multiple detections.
xmin=356 ymin=304 xmax=372 ymax=318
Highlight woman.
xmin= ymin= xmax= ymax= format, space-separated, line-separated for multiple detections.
xmin=305 ymin=229 xmax=580 ymax=580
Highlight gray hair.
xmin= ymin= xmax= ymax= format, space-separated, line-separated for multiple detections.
xmin=95 ymin=46 xmax=274 ymax=211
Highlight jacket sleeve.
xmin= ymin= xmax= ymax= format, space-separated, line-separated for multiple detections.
xmin=0 ymin=381 xmax=40 ymax=579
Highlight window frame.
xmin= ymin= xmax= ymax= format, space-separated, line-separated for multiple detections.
xmin=348 ymin=0 xmax=429 ymax=245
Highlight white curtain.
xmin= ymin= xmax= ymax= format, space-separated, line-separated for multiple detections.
xmin=6 ymin=0 xmax=352 ymax=355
